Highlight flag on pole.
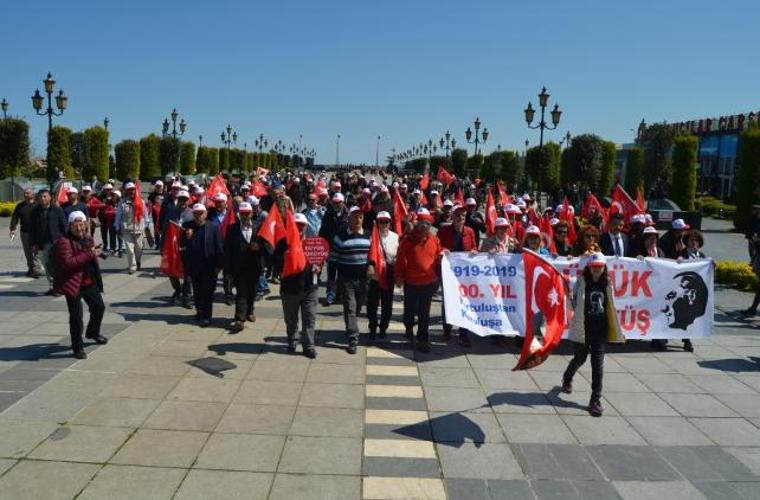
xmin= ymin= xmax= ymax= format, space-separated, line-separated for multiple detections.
xmin=485 ymin=188 xmax=497 ymax=235
xmin=208 ymin=173 xmax=230 ymax=198
xmin=392 ymin=188 xmax=408 ymax=236
xmin=368 ymin=225 xmax=388 ymax=290
xmin=159 ymin=222 xmax=184 ymax=278
xmin=258 ymin=205 xmax=287 ymax=247
xmin=437 ymin=166 xmax=454 ymax=185
xmin=282 ymin=209 xmax=307 ymax=277
xmin=133 ymin=180 xmax=145 ymax=223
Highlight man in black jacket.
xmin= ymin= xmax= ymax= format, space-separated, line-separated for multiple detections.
xmin=599 ymin=213 xmax=629 ymax=257
xmin=225 ymin=202 xmax=263 ymax=332
xmin=30 ymin=189 xmax=67 ymax=293
xmin=10 ymin=188 xmax=40 ymax=277
xmin=182 ymin=204 xmax=225 ymax=327
xmin=319 ymin=193 xmax=348 ymax=304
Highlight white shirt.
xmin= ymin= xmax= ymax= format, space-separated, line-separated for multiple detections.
xmin=609 ymin=232 xmax=624 ymax=256
xmin=380 ymin=231 xmax=400 ymax=263
xmin=241 ymin=225 xmax=253 ymax=243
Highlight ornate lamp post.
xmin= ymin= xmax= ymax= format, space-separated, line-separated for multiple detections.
xmin=439 ymin=130 xmax=456 ymax=158
xmin=336 ymin=134 xmax=341 ymax=167
xmin=559 ymin=131 xmax=572 ymax=149
xmin=221 ymin=124 xmax=236 ymax=150
xmin=2 ymin=98 xmax=9 ymax=119
xmin=162 ymin=108 xmax=187 ymax=139
xmin=255 ymin=133 xmax=268 ymax=153
xmin=524 ymin=86 xmax=562 ymax=151
xmin=32 ymin=73 xmax=68 ymax=184
xmin=198 ymin=135 xmax=203 ymax=148
xmin=465 ymin=117 xmax=488 ymax=155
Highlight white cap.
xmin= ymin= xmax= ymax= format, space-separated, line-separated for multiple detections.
xmin=332 ymin=192 xmax=345 ymax=203
xmin=171 ymin=181 xmax=182 ymax=188
xmin=549 ymin=217 xmax=560 ymax=226
xmin=112 ymin=190 xmax=122 ymax=197
xmin=412 ymin=189 xmax=421 ymax=195
xmin=495 ymin=217 xmax=510 ymax=228
xmin=586 ymin=252 xmax=607 ymax=267
xmin=379 ymin=185 xmax=389 ymax=193
xmin=177 ymin=190 xmax=190 ymax=199
xmin=213 ymin=193 xmax=227 ymax=202
xmin=294 ymin=213 xmax=308 ymax=225
xmin=154 ymin=180 xmax=164 ymax=187
xmin=443 ymin=200 xmax=454 ymax=207
xmin=400 ymin=183 xmax=408 ymax=189
xmin=392 ymin=182 xmax=399 ymax=188
xmin=376 ymin=211 xmax=391 ymax=221
xmin=194 ymin=186 xmax=204 ymax=194
xmin=363 ymin=187 xmax=371 ymax=194
xmin=517 ymin=200 xmax=527 ymax=208
xmin=642 ymin=226 xmax=658 ymax=235
xmin=67 ymin=211 xmax=87 ymax=224
xmin=522 ymin=193 xmax=532 ymax=201
xmin=430 ymin=190 xmax=439 ymax=195
xmin=525 ymin=225 xmax=541 ymax=235
xmin=506 ymin=204 xmax=521 ymax=215
xmin=240 ymin=184 xmax=251 ymax=191
xmin=630 ymin=214 xmax=646 ymax=224
xmin=103 ymin=183 xmax=113 ymax=190
xmin=124 ymin=182 xmax=136 ymax=190
xmin=465 ymin=197 xmax=477 ymax=206
xmin=247 ymin=195 xmax=260 ymax=206
xmin=294 ymin=177 xmax=300 ymax=183
xmin=188 ymin=180 xmax=197 ymax=186
xmin=81 ymin=185 xmax=92 ymax=192
xmin=672 ymin=218 xmax=689 ymax=230
xmin=192 ymin=203 xmax=207 ymax=212
xmin=644 ymin=214 xmax=654 ymax=224
xmin=67 ymin=187 xmax=78 ymax=195
xmin=238 ymin=202 xmax=253 ymax=213
xmin=416 ymin=207 xmax=434 ymax=222
xmin=348 ymin=205 xmax=362 ymax=215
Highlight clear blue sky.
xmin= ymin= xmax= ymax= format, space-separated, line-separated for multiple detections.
xmin=1 ymin=0 xmax=757 ymax=165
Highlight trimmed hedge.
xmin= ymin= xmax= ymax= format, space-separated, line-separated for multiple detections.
xmin=696 ymin=196 xmax=736 ymax=219
xmin=139 ymin=134 xmax=161 ymax=179
xmin=734 ymin=124 xmax=760 ymax=232
xmin=0 ymin=201 xmax=15 ymax=216
xmin=83 ymin=126 xmax=109 ymax=181
xmin=0 ymin=118 xmax=30 ymax=179
xmin=47 ymin=126 xmax=74 ymax=180
xmin=180 ymin=141 xmax=196 ymax=175
xmin=715 ymin=260 xmax=758 ymax=291
xmin=624 ymin=147 xmax=644 ymax=195
xmin=670 ymin=134 xmax=698 ymax=211
xmin=115 ymin=140 xmax=140 ymax=180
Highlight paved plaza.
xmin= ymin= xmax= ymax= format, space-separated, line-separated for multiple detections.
xmin=0 ymin=218 xmax=759 ymax=499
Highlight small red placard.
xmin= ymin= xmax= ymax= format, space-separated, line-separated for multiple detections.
xmin=303 ymin=237 xmax=330 ymax=265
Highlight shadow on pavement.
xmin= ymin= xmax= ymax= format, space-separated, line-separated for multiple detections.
xmin=698 ymin=357 xmax=760 ymax=373
xmin=0 ymin=342 xmax=71 ymax=361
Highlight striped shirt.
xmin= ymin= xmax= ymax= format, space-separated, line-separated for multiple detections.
xmin=331 ymin=228 xmax=371 ymax=279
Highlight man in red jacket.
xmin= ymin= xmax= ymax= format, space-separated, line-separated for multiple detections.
xmin=395 ymin=208 xmax=442 ymax=353
xmin=437 ymin=205 xmax=478 ymax=347
xmin=53 ymin=211 xmax=107 ymax=359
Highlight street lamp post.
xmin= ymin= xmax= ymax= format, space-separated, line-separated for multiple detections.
xmin=3 ymin=99 xmax=11 ymax=199
xmin=375 ymin=135 xmax=381 ymax=168
xmin=1 ymin=98 xmax=8 ymax=119
xmin=254 ymin=133 xmax=268 ymax=153
xmin=198 ymin=135 xmax=203 ymax=148
xmin=32 ymin=73 xmax=68 ymax=185
xmin=559 ymin=131 xmax=572 ymax=149
xmin=336 ymin=134 xmax=341 ymax=168
xmin=220 ymin=125 xmax=236 ymax=150
xmin=524 ymin=86 xmax=562 ymax=151
xmin=162 ymin=108 xmax=186 ymax=177
xmin=439 ymin=130 xmax=456 ymax=158
xmin=465 ymin=117 xmax=488 ymax=156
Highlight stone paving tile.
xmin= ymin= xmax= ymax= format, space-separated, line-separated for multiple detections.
xmin=215 ymin=403 xmax=296 ymax=435
xmin=633 ymin=372 xmax=704 ymax=393
xmin=289 ymin=406 xmax=364 ymax=437
xmin=366 ymin=396 xmax=428 ymax=411
xmin=278 ymin=436 xmax=362 ymax=475
xmin=111 ymin=428 xmax=208 ymax=468
xmin=546 ymin=391 xmax=618 ymax=416
xmin=690 ymin=418 xmax=760 ymax=446
xmin=366 ymin=374 xmax=421 ymax=386
xmin=587 ymin=445 xmax=681 ymax=481
xmin=29 ymin=425 xmax=132 ymax=463
xmin=125 ymin=355 xmax=193 ymax=377
xmin=562 ymin=416 xmax=646 ymax=445
xmin=195 ymin=433 xmax=286 ymax=472
xmin=657 ymin=446 xmax=759 ymax=482
xmin=437 ymin=442 xmax=524 ymax=479
xmin=299 ymin=382 xmax=364 ymax=409
xmin=234 ymin=380 xmax=302 ymax=406
xmin=362 ymin=476 xmax=446 ymax=499
xmin=269 ymin=473 xmax=361 ymax=500
xmin=363 ymin=456 xmax=441 ymax=477
xmin=603 ymin=392 xmax=679 ymax=417
xmin=424 ymin=386 xmax=489 ymax=413
xmin=366 ymin=384 xmax=424 ymax=398
xmin=658 ymin=392 xmax=740 ymax=417
xmin=77 ymin=464 xmax=186 ymax=500
xmin=364 ymin=422 xmax=433 ymax=441
xmin=174 ymin=470 xmax=273 ymax=500
xmin=726 ymin=447 xmax=760 ymax=476
xmin=306 ymin=363 xmax=365 ymax=384
xmin=692 ymin=481 xmax=758 ymax=500
xmin=615 ymin=356 xmax=676 ymax=373
xmin=430 ymin=410 xmax=505 ymax=444
xmin=0 ymin=460 xmax=100 ymax=500
xmin=512 ymin=443 xmax=603 ymax=481
xmin=532 ymin=479 xmax=622 ymax=500
xmin=0 ymin=458 xmax=16 ymax=476
xmin=613 ymin=480 xmax=707 ymax=500
xmin=715 ymin=393 xmax=760 ymax=418
xmin=497 ymin=414 xmax=577 ymax=444
xmin=442 ymin=478 xmax=491 ymax=500
xmin=101 ymin=373 xmax=181 ymax=399
xmin=0 ymin=421 xmax=57 ymax=458
xmin=418 ymin=366 xmax=480 ymax=388
xmin=627 ymin=416 xmax=714 ymax=446
xmin=168 ymin=376 xmax=243 ymax=403
xmin=70 ymin=396 xmax=160 ymax=427
xmin=688 ymin=374 xmax=759 ymax=394
xmin=245 ymin=358 xmax=310 ymax=382
xmin=142 ymin=400 xmax=227 ymax=432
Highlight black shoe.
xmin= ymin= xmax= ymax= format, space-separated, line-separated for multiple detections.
xmin=136 ymin=262 xmax=141 ymax=271
xmin=561 ymin=378 xmax=573 ymax=394
xmin=170 ymin=293 xmax=180 ymax=305
xmin=378 ymin=328 xmax=387 ymax=338
xmin=44 ymin=288 xmax=56 ymax=296
xmin=86 ymin=335 xmax=108 ymax=345
xmin=224 ymin=295 xmax=234 ymax=306
xmin=73 ymin=349 xmax=87 ymax=360
xmin=304 ymin=348 xmax=317 ymax=359
xmin=346 ymin=342 xmax=358 ymax=355
xmin=287 ymin=341 xmax=297 ymax=353
xmin=368 ymin=329 xmax=377 ymax=340
xmin=652 ymin=339 xmax=667 ymax=351
xmin=199 ymin=319 xmax=210 ymax=328
xmin=182 ymin=300 xmax=193 ymax=310
xmin=255 ymin=294 xmax=264 ymax=302
xmin=588 ymin=396 xmax=603 ymax=417
xmin=458 ymin=335 xmax=472 ymax=348
xmin=404 ymin=329 xmax=413 ymax=339
xmin=230 ymin=321 xmax=245 ymax=333
xmin=683 ymin=339 xmax=694 ymax=353
xmin=416 ymin=341 xmax=432 ymax=353
xmin=739 ymin=308 xmax=757 ymax=317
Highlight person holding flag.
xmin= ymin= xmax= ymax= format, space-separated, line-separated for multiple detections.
xmin=182 ymin=204 xmax=225 ymax=327
xmin=115 ymin=182 xmax=149 ymax=274
xmin=561 ymin=253 xmax=624 ymax=417
xmin=161 ymin=190 xmax=192 ymax=308
xmin=366 ymin=211 xmax=398 ymax=340
xmin=225 ymin=202 xmax=264 ymax=333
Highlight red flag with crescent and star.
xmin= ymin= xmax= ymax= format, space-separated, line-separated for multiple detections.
xmin=282 ymin=209 xmax=307 ymax=277
xmin=258 ymin=205 xmax=287 ymax=248
xmin=485 ymin=188 xmax=497 ymax=235
xmin=514 ymin=250 xmax=568 ymax=370
xmin=368 ymin=225 xmax=388 ymax=290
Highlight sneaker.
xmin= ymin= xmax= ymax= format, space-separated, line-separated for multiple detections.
xmin=85 ymin=334 xmax=108 ymax=345
xmin=561 ymin=378 xmax=573 ymax=394
xmin=304 ymin=348 xmax=317 ymax=359
xmin=346 ymin=342 xmax=358 ymax=355
xmin=224 ymin=295 xmax=234 ymax=306
xmin=325 ymin=293 xmax=335 ymax=306
xmin=416 ymin=341 xmax=432 ymax=353
xmin=683 ymin=339 xmax=694 ymax=352
xmin=182 ymin=299 xmax=193 ymax=310
xmin=588 ymin=396 xmax=603 ymax=417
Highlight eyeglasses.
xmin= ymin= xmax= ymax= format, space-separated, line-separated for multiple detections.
xmin=377 ymin=220 xmax=389 ymax=224
xmin=556 ymin=230 xmax=567 ymax=235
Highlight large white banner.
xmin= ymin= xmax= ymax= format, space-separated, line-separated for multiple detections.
xmin=441 ymin=253 xmax=714 ymax=340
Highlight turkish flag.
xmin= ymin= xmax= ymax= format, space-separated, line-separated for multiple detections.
xmin=258 ymin=205 xmax=287 ymax=248
xmin=437 ymin=166 xmax=454 ymax=185
xmin=159 ymin=222 xmax=184 ymax=278
xmin=611 ymin=185 xmax=639 ymax=225
xmin=454 ymin=187 xmax=464 ymax=207
xmin=282 ymin=209 xmax=307 ymax=277
xmin=57 ymin=182 xmax=71 ymax=205
xmin=392 ymin=188 xmax=408 ymax=235
xmin=252 ymin=180 xmax=268 ymax=197
xmin=581 ymin=192 xmax=606 ymax=221
xmin=313 ymin=177 xmax=326 ymax=195
xmin=361 ymin=194 xmax=373 ymax=214
xmin=419 ymin=172 xmax=429 ymax=191
xmin=514 ymin=250 xmax=568 ymax=370
xmin=133 ymin=180 xmax=145 ymax=223
xmin=208 ymin=173 xmax=230 ymax=198
xmin=497 ymin=181 xmax=511 ymax=206
xmin=218 ymin=200 xmax=236 ymax=239
xmin=485 ymin=188 xmax=497 ymax=235
xmin=368 ymin=225 xmax=388 ymax=290
xmin=635 ymin=188 xmax=646 ymax=213
xmin=562 ymin=196 xmax=577 ymax=245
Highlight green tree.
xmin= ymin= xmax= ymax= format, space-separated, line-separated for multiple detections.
xmin=481 ymin=152 xmax=501 ymax=183
xmin=159 ymin=136 xmax=180 ymax=176
xmin=670 ymin=135 xmax=699 ymax=211
xmin=114 ymin=140 xmax=140 ymax=180
xmin=499 ymin=151 xmax=522 ymax=189
xmin=600 ymin=140 xmax=617 ymax=196
xmin=451 ymin=148 xmax=468 ymax=177
xmin=207 ymin=147 xmax=220 ymax=175
xmin=429 ymin=155 xmax=450 ymax=171
xmin=734 ymin=124 xmax=760 ymax=231
xmin=229 ymin=148 xmax=245 ymax=173
xmin=219 ymin=148 xmax=230 ymax=172
xmin=195 ymin=146 xmax=209 ymax=174
xmin=567 ymin=134 xmax=603 ymax=191
xmin=624 ymin=147 xmax=645 ymax=195
xmin=47 ymin=126 xmax=73 ymax=180
xmin=180 ymin=141 xmax=196 ymax=175
xmin=70 ymin=132 xmax=87 ymax=179
xmin=641 ymin=123 xmax=675 ymax=195
xmin=526 ymin=143 xmax=561 ymax=194
xmin=466 ymin=154 xmax=484 ymax=178
xmin=83 ymin=126 xmax=109 ymax=181
xmin=560 ymin=147 xmax=572 ymax=187
xmin=139 ymin=134 xmax=161 ymax=179
xmin=0 ymin=118 xmax=30 ymax=179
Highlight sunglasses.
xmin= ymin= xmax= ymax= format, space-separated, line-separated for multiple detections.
xmin=556 ymin=230 xmax=567 ymax=234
